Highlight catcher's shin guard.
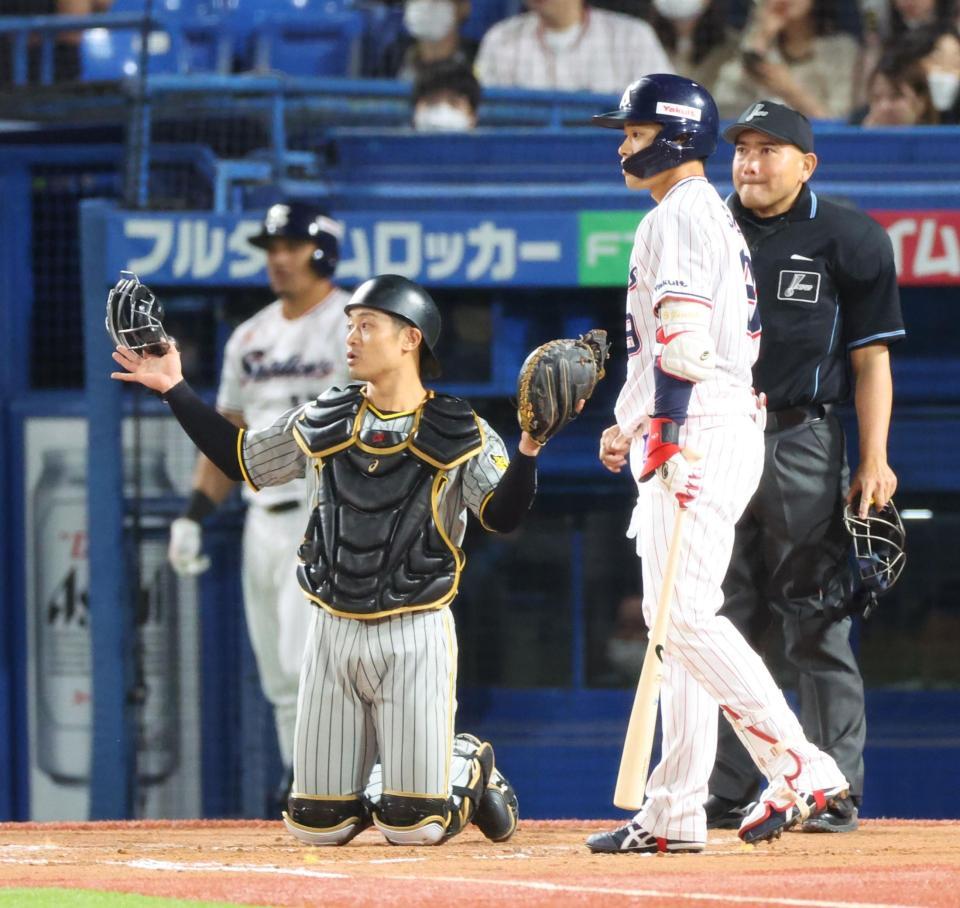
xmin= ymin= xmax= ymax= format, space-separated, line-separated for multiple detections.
xmin=282 ymin=795 xmax=371 ymax=846
xmin=473 ymin=766 xmax=519 ymax=842
xmin=442 ymin=732 xmax=495 ymax=841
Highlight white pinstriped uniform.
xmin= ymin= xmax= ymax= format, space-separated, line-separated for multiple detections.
xmin=616 ymin=177 xmax=847 ymax=844
xmin=241 ymin=400 xmax=509 ymax=798
xmin=216 ymin=288 xmax=351 ymax=766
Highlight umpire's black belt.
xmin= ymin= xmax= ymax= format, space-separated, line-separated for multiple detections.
xmin=765 ymin=403 xmax=833 ymax=434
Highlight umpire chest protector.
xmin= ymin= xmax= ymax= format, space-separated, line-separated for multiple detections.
xmin=292 ymin=386 xmax=483 ymax=618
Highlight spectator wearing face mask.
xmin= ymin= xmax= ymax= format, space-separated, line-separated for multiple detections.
xmin=411 ymin=60 xmax=480 ymax=131
xmin=856 ymin=54 xmax=939 ymax=124
xmin=855 ymin=1 xmax=956 ymax=108
xmin=648 ymin=0 xmax=739 ymax=96
xmin=894 ymin=23 xmax=960 ymax=121
xmin=474 ymin=0 xmax=672 ymax=95
xmin=376 ymin=0 xmax=476 ymax=81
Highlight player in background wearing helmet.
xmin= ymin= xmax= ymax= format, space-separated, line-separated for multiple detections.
xmin=588 ymin=74 xmax=849 ymax=854
xmin=112 ymin=274 xmax=531 ymax=846
xmin=167 ymin=200 xmax=351 ymax=813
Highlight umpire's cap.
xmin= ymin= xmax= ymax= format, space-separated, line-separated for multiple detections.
xmin=345 ymin=275 xmax=442 ymax=379
xmin=249 ymin=200 xmax=344 ymax=278
xmin=722 ymin=101 xmax=815 ymax=153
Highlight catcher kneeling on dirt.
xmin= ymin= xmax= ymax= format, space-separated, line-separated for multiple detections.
xmin=108 ymin=270 xmax=608 ymax=846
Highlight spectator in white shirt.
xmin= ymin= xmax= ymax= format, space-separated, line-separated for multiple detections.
xmin=474 ymin=0 xmax=673 ymax=94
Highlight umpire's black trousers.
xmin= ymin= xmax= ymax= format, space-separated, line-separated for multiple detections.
xmin=708 ymin=411 xmax=865 ymax=803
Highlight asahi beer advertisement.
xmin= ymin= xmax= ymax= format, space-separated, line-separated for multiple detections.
xmin=25 ymin=417 xmax=201 ymax=820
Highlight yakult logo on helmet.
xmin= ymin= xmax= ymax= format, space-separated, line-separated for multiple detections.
xmin=655 ymin=101 xmax=701 ymax=121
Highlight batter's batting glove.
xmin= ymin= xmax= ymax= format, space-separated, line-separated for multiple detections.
xmin=168 ymin=517 xmax=211 ymax=576
xmin=640 ymin=417 xmax=702 ymax=509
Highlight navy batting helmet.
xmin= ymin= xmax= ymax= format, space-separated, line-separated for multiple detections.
xmin=592 ymin=73 xmax=719 ymax=180
xmin=249 ymin=200 xmax=343 ymax=278
xmin=345 ymin=275 xmax=442 ymax=379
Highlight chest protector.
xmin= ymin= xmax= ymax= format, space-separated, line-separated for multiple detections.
xmin=293 ymin=386 xmax=483 ymax=618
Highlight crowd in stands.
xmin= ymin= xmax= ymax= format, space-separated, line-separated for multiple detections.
xmin=2 ymin=0 xmax=960 ymax=127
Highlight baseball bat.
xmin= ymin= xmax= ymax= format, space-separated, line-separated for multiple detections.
xmin=613 ymin=506 xmax=687 ymax=810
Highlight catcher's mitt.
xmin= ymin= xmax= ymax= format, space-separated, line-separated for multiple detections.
xmin=105 ymin=271 xmax=173 ymax=356
xmin=517 ymin=329 xmax=610 ymax=445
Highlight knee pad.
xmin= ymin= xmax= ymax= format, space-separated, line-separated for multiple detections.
xmin=282 ymin=795 xmax=370 ymax=846
xmin=374 ymin=793 xmax=448 ymax=845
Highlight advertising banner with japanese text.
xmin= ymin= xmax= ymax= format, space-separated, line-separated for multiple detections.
xmin=106 ymin=209 xmax=960 ymax=288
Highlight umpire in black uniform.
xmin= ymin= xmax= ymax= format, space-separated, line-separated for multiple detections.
xmin=704 ymin=102 xmax=905 ymax=832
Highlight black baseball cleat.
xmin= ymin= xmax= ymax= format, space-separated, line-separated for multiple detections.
xmin=704 ymin=795 xmax=756 ymax=830
xmin=586 ymin=821 xmax=705 ymax=854
xmin=473 ymin=766 xmax=520 ymax=842
xmin=800 ymin=795 xmax=859 ymax=833
xmin=738 ymin=786 xmax=848 ymax=844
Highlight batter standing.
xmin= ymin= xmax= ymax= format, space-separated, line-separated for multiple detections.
xmin=587 ymin=74 xmax=848 ymax=853
xmin=113 ymin=274 xmax=532 ymax=845
xmin=167 ymin=201 xmax=350 ymax=805
xmin=705 ymin=102 xmax=905 ymax=833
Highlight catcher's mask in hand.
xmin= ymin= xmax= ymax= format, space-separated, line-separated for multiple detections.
xmin=106 ymin=271 xmax=173 ymax=356
xmin=843 ymin=500 xmax=906 ymax=596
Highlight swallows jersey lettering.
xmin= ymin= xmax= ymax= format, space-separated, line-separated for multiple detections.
xmin=241 ymin=351 xmax=337 ymax=382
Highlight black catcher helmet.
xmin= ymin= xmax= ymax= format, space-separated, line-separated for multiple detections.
xmin=843 ymin=500 xmax=906 ymax=617
xmin=249 ymin=200 xmax=343 ymax=278
xmin=105 ymin=272 xmax=172 ymax=356
xmin=592 ymin=73 xmax=719 ymax=179
xmin=344 ymin=274 xmax=442 ymax=379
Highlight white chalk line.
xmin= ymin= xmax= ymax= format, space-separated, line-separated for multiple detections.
xmin=0 ymin=854 xmax=930 ymax=908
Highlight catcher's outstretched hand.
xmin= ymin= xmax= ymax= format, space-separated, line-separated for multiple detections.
xmin=517 ymin=329 xmax=610 ymax=445
xmin=111 ymin=344 xmax=183 ymax=395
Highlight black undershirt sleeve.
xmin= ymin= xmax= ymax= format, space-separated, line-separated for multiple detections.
xmin=481 ymin=450 xmax=538 ymax=533
xmin=162 ymin=380 xmax=245 ymax=482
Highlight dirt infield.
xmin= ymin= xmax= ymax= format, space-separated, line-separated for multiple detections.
xmin=0 ymin=818 xmax=957 ymax=907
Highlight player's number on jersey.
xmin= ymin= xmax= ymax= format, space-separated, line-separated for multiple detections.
xmin=740 ymin=249 xmax=757 ymax=304
xmin=625 ymin=313 xmax=642 ymax=357
xmin=741 ymin=249 xmax=762 ymax=336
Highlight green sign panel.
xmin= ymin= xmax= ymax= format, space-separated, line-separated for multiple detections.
xmin=577 ymin=210 xmax=647 ymax=286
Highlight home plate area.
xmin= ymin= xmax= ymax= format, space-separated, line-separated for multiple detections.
xmin=0 ymin=819 xmax=957 ymax=907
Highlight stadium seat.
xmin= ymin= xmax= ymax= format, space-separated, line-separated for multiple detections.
xmin=79 ymin=23 xmax=180 ymax=81
xmin=246 ymin=3 xmax=365 ymax=77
